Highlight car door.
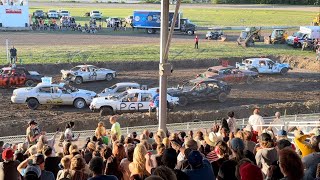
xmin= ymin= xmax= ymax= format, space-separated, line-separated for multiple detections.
xmin=37 ymin=86 xmax=53 ymax=104
xmin=266 ymin=60 xmax=278 ymax=73
xmin=50 ymin=86 xmax=64 ymax=104
xmin=232 ymin=69 xmax=245 ymax=82
xmin=87 ymin=66 xmax=97 ymax=81
xmin=94 ymin=67 xmax=105 ymax=80
xmin=140 ymin=93 xmax=152 ymax=112
xmin=220 ymin=69 xmax=234 ymax=83
xmin=117 ymin=93 xmax=138 ymax=113
xmin=258 ymin=60 xmax=270 ymax=73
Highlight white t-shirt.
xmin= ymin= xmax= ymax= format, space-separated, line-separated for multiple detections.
xmin=227 ymin=117 xmax=237 ymax=133
xmin=248 ymin=114 xmax=265 ymax=133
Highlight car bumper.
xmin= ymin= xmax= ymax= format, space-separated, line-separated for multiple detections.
xmin=11 ymin=96 xmax=25 ymax=104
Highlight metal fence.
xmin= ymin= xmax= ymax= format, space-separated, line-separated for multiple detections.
xmin=0 ymin=113 xmax=319 ymax=144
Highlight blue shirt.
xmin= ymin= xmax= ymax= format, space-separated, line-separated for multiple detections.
xmin=88 ymin=175 xmax=118 ymax=180
xmin=183 ymin=159 xmax=215 ymax=180
xmin=153 ymin=93 xmax=159 ymax=107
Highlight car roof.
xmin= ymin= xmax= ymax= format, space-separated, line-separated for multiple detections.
xmin=189 ymin=78 xmax=219 ymax=84
xmin=75 ymin=65 xmax=96 ymax=68
xmin=208 ymin=65 xmax=235 ymax=71
xmin=245 ymin=58 xmax=271 ymax=61
xmin=116 ymin=82 xmax=140 ymax=86
xmin=126 ymin=89 xmax=153 ymax=94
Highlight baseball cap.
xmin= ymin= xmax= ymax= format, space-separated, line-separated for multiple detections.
xmin=187 ymin=150 xmax=203 ymax=168
xmin=277 ymin=130 xmax=287 ymax=137
xmin=2 ymin=148 xmax=14 ymax=161
xmin=2 ymin=143 xmax=11 ymax=150
xmin=244 ymin=125 xmax=253 ymax=132
xmin=230 ymin=138 xmax=245 ymax=151
xmin=32 ymin=154 xmax=45 ymax=165
xmin=28 ymin=120 xmax=37 ymax=125
xmin=25 ymin=165 xmax=41 ymax=178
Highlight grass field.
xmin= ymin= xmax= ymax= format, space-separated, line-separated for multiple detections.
xmin=0 ymin=41 xmax=315 ymax=64
xmin=29 ymin=6 xmax=315 ymax=27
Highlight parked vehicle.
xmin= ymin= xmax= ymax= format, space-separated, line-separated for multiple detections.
xmin=287 ymin=26 xmax=320 ymax=48
xmin=132 ymin=10 xmax=196 ymax=35
xmin=47 ymin=10 xmax=59 ymax=19
xmin=61 ymin=65 xmax=116 ymax=84
xmin=90 ymin=10 xmax=102 ymax=20
xmin=33 ymin=10 xmax=46 ymax=18
xmin=205 ymin=31 xmax=226 ymax=41
xmin=236 ymin=58 xmax=292 ymax=75
xmin=198 ymin=65 xmax=258 ymax=84
xmin=264 ymin=29 xmax=287 ymax=44
xmin=11 ymin=83 xmax=96 ymax=110
xmin=58 ymin=10 xmax=70 ymax=17
xmin=0 ymin=67 xmax=43 ymax=87
xmin=90 ymin=89 xmax=179 ymax=116
xmin=168 ymin=78 xmax=231 ymax=106
xmin=98 ymin=82 xmax=141 ymax=97
xmin=237 ymin=27 xmax=261 ymax=47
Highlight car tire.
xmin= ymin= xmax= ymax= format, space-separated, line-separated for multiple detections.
xmin=106 ymin=74 xmax=113 ymax=81
xmin=73 ymin=98 xmax=86 ymax=109
xmin=100 ymin=107 xmax=114 ymax=116
xmin=217 ymin=92 xmax=227 ymax=103
xmin=75 ymin=77 xmax=83 ymax=85
xmin=178 ymin=96 xmax=188 ymax=106
xmin=246 ymin=76 xmax=254 ymax=85
xmin=25 ymin=80 xmax=35 ymax=87
xmin=27 ymin=98 xmax=40 ymax=110
xmin=187 ymin=30 xmax=194 ymax=36
xmin=280 ymin=68 xmax=288 ymax=75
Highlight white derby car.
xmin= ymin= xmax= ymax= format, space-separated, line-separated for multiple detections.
xmin=98 ymin=82 xmax=141 ymax=97
xmin=90 ymin=89 xmax=179 ymax=116
xmin=236 ymin=58 xmax=292 ymax=75
xmin=61 ymin=65 xmax=116 ymax=84
xmin=11 ymin=83 xmax=96 ymax=110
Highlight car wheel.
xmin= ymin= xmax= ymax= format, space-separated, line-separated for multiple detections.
xmin=106 ymin=74 xmax=113 ymax=81
xmin=280 ymin=68 xmax=288 ymax=75
xmin=25 ymin=80 xmax=35 ymax=87
xmin=73 ymin=98 xmax=86 ymax=109
xmin=27 ymin=98 xmax=40 ymax=110
xmin=75 ymin=77 xmax=83 ymax=84
xmin=246 ymin=76 xmax=254 ymax=85
xmin=178 ymin=96 xmax=188 ymax=106
xmin=218 ymin=92 xmax=227 ymax=103
xmin=187 ymin=30 xmax=194 ymax=36
xmin=100 ymin=107 xmax=114 ymax=116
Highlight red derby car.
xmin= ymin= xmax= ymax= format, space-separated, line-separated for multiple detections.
xmin=0 ymin=67 xmax=43 ymax=88
xmin=198 ymin=65 xmax=258 ymax=84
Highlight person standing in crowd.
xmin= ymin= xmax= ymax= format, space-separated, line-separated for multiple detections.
xmin=227 ymin=111 xmax=237 ymax=134
xmin=110 ymin=116 xmax=121 ymax=141
xmin=255 ymin=133 xmax=278 ymax=176
xmin=294 ymin=130 xmax=320 ymax=157
xmin=248 ymin=109 xmax=265 ymax=135
xmin=0 ymin=148 xmax=20 ymax=180
xmin=95 ymin=121 xmax=107 ymax=140
xmin=277 ymin=149 xmax=304 ymax=180
xmin=9 ymin=46 xmax=17 ymax=64
xmin=194 ymin=35 xmax=199 ymax=49
xmin=64 ymin=121 xmax=80 ymax=142
xmin=26 ymin=120 xmax=42 ymax=147
xmin=88 ymin=157 xmax=118 ymax=180
xmin=152 ymin=89 xmax=160 ymax=120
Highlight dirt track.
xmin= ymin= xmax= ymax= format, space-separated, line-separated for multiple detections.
xmin=0 ymin=67 xmax=319 ymax=136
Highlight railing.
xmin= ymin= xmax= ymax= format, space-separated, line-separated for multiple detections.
xmin=0 ymin=113 xmax=319 ymax=144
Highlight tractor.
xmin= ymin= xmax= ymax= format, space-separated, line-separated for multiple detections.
xmin=264 ymin=29 xmax=287 ymax=44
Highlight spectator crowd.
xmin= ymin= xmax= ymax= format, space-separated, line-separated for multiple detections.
xmin=0 ymin=109 xmax=320 ymax=180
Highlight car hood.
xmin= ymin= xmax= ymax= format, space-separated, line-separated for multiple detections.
xmin=13 ymin=87 xmax=33 ymax=94
xmin=75 ymin=89 xmax=96 ymax=96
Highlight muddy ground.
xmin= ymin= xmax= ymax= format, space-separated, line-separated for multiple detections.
xmin=0 ymin=66 xmax=319 ymax=136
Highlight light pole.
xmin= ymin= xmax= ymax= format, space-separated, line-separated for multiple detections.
xmin=158 ymin=0 xmax=169 ymax=131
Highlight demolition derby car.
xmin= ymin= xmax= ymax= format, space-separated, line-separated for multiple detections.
xmin=198 ymin=65 xmax=258 ymax=84
xmin=98 ymin=82 xmax=142 ymax=97
xmin=90 ymin=89 xmax=179 ymax=116
xmin=61 ymin=65 xmax=116 ymax=84
xmin=0 ymin=66 xmax=43 ymax=88
xmin=11 ymin=82 xmax=96 ymax=110
xmin=168 ymin=78 xmax=231 ymax=106
xmin=236 ymin=58 xmax=292 ymax=75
